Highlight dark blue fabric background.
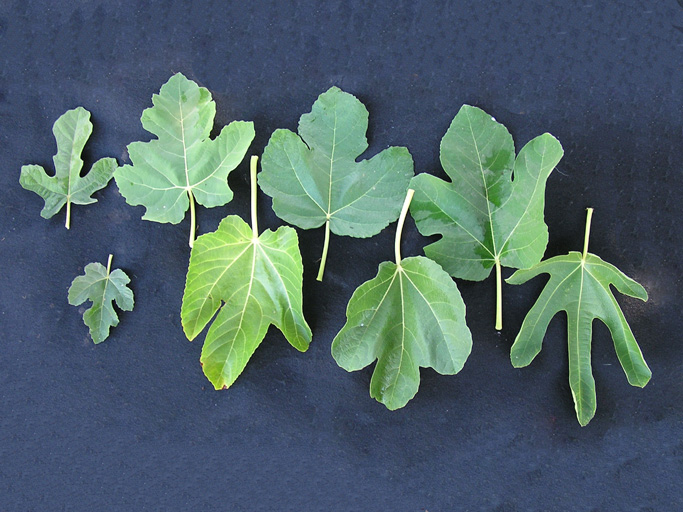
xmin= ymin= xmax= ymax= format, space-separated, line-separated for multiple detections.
xmin=1 ymin=1 xmax=681 ymax=510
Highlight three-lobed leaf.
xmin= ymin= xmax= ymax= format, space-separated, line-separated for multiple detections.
xmin=332 ymin=190 xmax=472 ymax=410
xmin=259 ymin=86 xmax=414 ymax=280
xmin=19 ymin=107 xmax=117 ymax=229
xmin=181 ymin=158 xmax=311 ymax=389
xmin=410 ymin=105 xmax=563 ymax=328
xmin=68 ymin=255 xmax=134 ymax=344
xmin=507 ymin=210 xmax=650 ymax=426
xmin=114 ymin=73 xmax=255 ymax=246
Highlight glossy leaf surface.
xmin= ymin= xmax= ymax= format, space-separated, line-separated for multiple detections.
xmin=68 ymin=255 xmax=134 ymax=344
xmin=19 ymin=107 xmax=116 ymax=229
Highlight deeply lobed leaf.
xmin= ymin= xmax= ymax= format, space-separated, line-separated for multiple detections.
xmin=19 ymin=107 xmax=116 ymax=227
xmin=508 ymin=251 xmax=650 ymax=426
xmin=114 ymin=73 xmax=255 ymax=224
xmin=68 ymin=258 xmax=134 ymax=344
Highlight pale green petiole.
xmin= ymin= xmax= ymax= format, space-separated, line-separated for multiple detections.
xmin=316 ymin=219 xmax=331 ymax=281
xmin=395 ymin=189 xmax=415 ymax=265
xmin=583 ymin=207 xmax=594 ymax=260
xmin=250 ymin=156 xmax=259 ymax=236
xmin=495 ymin=259 xmax=502 ymax=330
xmin=65 ymin=199 xmax=71 ymax=230
xmin=188 ymin=189 xmax=196 ymax=248
xmin=106 ymin=253 xmax=113 ymax=275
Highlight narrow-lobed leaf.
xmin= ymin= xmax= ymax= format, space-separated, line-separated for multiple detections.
xmin=259 ymin=86 xmax=414 ymax=280
xmin=507 ymin=208 xmax=650 ymax=426
xmin=181 ymin=157 xmax=311 ymax=390
xmin=19 ymin=107 xmax=117 ymax=229
xmin=332 ymin=190 xmax=472 ymax=410
xmin=114 ymin=73 xmax=255 ymax=246
xmin=410 ymin=105 xmax=563 ymax=329
xmin=68 ymin=255 xmax=134 ymax=344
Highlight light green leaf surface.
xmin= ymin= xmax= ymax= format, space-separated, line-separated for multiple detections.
xmin=68 ymin=255 xmax=134 ymax=344
xmin=507 ymin=209 xmax=650 ymax=426
xmin=332 ymin=190 xmax=472 ymax=410
xmin=410 ymin=105 xmax=563 ymax=329
xmin=181 ymin=157 xmax=311 ymax=390
xmin=259 ymin=86 xmax=414 ymax=280
xmin=19 ymin=107 xmax=116 ymax=229
xmin=114 ymin=73 xmax=255 ymax=247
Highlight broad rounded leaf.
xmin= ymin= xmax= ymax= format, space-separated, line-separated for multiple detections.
xmin=114 ymin=73 xmax=255 ymax=225
xmin=19 ymin=107 xmax=116 ymax=228
xmin=181 ymin=215 xmax=311 ymax=389
xmin=332 ymin=256 xmax=472 ymax=410
xmin=68 ymin=256 xmax=134 ymax=344
xmin=508 ymin=250 xmax=650 ymax=426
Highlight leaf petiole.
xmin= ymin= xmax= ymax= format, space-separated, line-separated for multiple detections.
xmin=250 ymin=156 xmax=259 ymax=236
xmin=65 ymin=199 xmax=71 ymax=230
xmin=316 ymin=220 xmax=331 ymax=281
xmin=106 ymin=253 xmax=113 ymax=275
xmin=495 ymin=259 xmax=502 ymax=330
xmin=188 ymin=189 xmax=196 ymax=248
xmin=395 ymin=189 xmax=415 ymax=265
xmin=583 ymin=207 xmax=594 ymax=260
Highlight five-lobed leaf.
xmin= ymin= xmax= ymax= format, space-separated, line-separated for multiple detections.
xmin=19 ymin=107 xmax=117 ymax=229
xmin=507 ymin=209 xmax=650 ymax=426
xmin=68 ymin=255 xmax=134 ymax=344
xmin=114 ymin=73 xmax=255 ymax=246
xmin=332 ymin=190 xmax=472 ymax=410
xmin=259 ymin=86 xmax=414 ymax=280
xmin=410 ymin=105 xmax=563 ymax=329
xmin=181 ymin=158 xmax=311 ymax=389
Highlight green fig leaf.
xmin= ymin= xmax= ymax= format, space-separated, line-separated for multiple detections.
xmin=259 ymin=86 xmax=414 ymax=280
xmin=181 ymin=157 xmax=311 ymax=390
xmin=332 ymin=190 xmax=472 ymax=410
xmin=19 ymin=107 xmax=117 ymax=229
xmin=410 ymin=105 xmax=563 ymax=329
xmin=507 ymin=209 xmax=650 ymax=426
xmin=114 ymin=73 xmax=255 ymax=247
xmin=68 ymin=255 xmax=134 ymax=344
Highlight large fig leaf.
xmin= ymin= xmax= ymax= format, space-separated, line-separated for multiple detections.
xmin=259 ymin=86 xmax=414 ymax=280
xmin=181 ymin=157 xmax=311 ymax=389
xmin=332 ymin=190 xmax=472 ymax=410
xmin=68 ymin=255 xmax=134 ymax=344
xmin=114 ymin=73 xmax=255 ymax=246
xmin=19 ymin=107 xmax=117 ymax=229
xmin=410 ymin=105 xmax=563 ymax=329
xmin=507 ymin=209 xmax=650 ymax=426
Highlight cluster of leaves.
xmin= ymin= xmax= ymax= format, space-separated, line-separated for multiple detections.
xmin=19 ymin=74 xmax=650 ymax=426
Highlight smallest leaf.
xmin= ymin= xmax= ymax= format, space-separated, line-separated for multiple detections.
xmin=68 ymin=254 xmax=134 ymax=344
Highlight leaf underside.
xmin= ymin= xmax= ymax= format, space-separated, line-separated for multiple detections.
xmin=259 ymin=86 xmax=414 ymax=237
xmin=68 ymin=261 xmax=134 ymax=344
xmin=181 ymin=216 xmax=311 ymax=389
xmin=19 ymin=107 xmax=116 ymax=223
xmin=114 ymin=73 xmax=255 ymax=224
xmin=410 ymin=105 xmax=564 ymax=280
xmin=332 ymin=256 xmax=472 ymax=410
xmin=507 ymin=251 xmax=650 ymax=426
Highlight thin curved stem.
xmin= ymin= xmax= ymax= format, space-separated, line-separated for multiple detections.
xmin=250 ymin=156 xmax=259 ymax=236
xmin=583 ymin=207 xmax=594 ymax=260
xmin=106 ymin=254 xmax=113 ymax=275
xmin=188 ymin=189 xmax=196 ymax=248
xmin=316 ymin=220 xmax=331 ymax=281
xmin=395 ymin=189 xmax=415 ymax=265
